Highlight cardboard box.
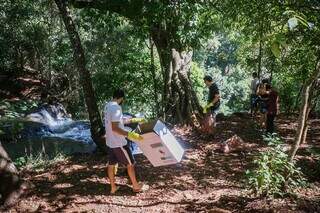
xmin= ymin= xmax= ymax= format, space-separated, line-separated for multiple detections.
xmin=135 ymin=120 xmax=184 ymax=167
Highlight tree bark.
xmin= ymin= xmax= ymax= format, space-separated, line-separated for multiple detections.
xmin=54 ymin=0 xmax=106 ymax=151
xmin=151 ymin=28 xmax=202 ymax=124
xmin=257 ymin=18 xmax=264 ymax=80
xmin=0 ymin=142 xmax=25 ymax=207
xmin=294 ymin=85 xmax=303 ymax=112
xmin=301 ymin=107 xmax=311 ymax=144
xmin=301 ymin=84 xmax=320 ymax=143
xmin=257 ymin=39 xmax=263 ymax=79
xmin=149 ymin=36 xmax=159 ymax=117
xmin=290 ymin=60 xmax=320 ymax=162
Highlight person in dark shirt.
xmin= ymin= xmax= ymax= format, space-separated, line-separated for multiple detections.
xmin=255 ymin=79 xmax=272 ymax=127
xmin=203 ymin=75 xmax=221 ymax=122
xmin=255 ymin=82 xmax=268 ymax=127
xmin=250 ymin=72 xmax=260 ymax=116
xmin=265 ymin=84 xmax=279 ymax=133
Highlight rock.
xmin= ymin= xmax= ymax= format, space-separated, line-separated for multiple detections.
xmin=26 ymin=103 xmax=72 ymax=126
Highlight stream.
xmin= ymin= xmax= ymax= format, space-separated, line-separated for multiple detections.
xmin=1 ymin=103 xmax=142 ymax=159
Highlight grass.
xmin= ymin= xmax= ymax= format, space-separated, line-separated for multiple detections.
xmin=14 ymin=152 xmax=69 ymax=171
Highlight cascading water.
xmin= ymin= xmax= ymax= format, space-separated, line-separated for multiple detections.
xmin=0 ymin=103 xmax=96 ymax=158
xmin=1 ymin=103 xmax=142 ymax=159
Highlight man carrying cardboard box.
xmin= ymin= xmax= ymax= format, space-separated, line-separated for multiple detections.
xmin=104 ymin=89 xmax=148 ymax=194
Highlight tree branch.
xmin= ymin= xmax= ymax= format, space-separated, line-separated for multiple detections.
xmin=72 ymin=0 xmax=144 ymax=20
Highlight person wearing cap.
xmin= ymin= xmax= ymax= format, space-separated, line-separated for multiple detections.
xmin=104 ymin=89 xmax=148 ymax=194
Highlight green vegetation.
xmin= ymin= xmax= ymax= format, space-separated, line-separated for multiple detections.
xmin=0 ymin=1 xmax=320 ymax=208
xmin=14 ymin=153 xmax=68 ymax=171
xmin=246 ymin=135 xmax=307 ymax=197
xmin=1 ymin=1 xmax=319 ymax=117
xmin=0 ymin=100 xmax=39 ymax=119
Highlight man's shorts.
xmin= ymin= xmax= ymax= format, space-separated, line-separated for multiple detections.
xmin=108 ymin=144 xmax=135 ymax=166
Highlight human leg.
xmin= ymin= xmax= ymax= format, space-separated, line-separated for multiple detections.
xmin=112 ymin=145 xmax=143 ymax=191
xmin=127 ymin=164 xmax=140 ymax=190
xmin=107 ymin=164 xmax=118 ymax=193
xmin=107 ymin=148 xmax=119 ymax=193
xmin=266 ymin=114 xmax=275 ymax=133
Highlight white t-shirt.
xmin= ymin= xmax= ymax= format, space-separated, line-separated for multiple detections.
xmin=251 ymin=78 xmax=260 ymax=94
xmin=104 ymin=101 xmax=127 ymax=148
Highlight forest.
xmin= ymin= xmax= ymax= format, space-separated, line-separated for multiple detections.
xmin=0 ymin=0 xmax=320 ymax=212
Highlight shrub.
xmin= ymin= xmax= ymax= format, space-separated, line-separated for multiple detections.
xmin=246 ymin=134 xmax=307 ymax=197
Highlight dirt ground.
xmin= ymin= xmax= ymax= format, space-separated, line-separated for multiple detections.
xmin=3 ymin=113 xmax=320 ymax=213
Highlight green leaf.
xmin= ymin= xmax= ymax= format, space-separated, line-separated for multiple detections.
xmin=275 ymin=34 xmax=287 ymax=47
xmin=271 ymin=42 xmax=281 ymax=58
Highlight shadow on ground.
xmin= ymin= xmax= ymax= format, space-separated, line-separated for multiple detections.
xmin=12 ymin=113 xmax=320 ymax=212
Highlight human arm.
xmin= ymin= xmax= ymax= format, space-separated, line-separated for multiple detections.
xmin=112 ymin=122 xmax=143 ymax=141
xmin=129 ymin=117 xmax=147 ymax=123
xmin=212 ymin=94 xmax=220 ymax=105
xmin=203 ymin=93 xmax=220 ymax=113
xmin=203 ymin=83 xmax=220 ymax=113
xmin=110 ymin=106 xmax=143 ymax=141
xmin=112 ymin=122 xmax=129 ymax=136
xmin=123 ymin=116 xmax=146 ymax=124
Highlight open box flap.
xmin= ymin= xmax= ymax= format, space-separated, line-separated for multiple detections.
xmin=153 ymin=120 xmax=169 ymax=136
xmin=135 ymin=120 xmax=158 ymax=134
xmin=160 ymin=133 xmax=184 ymax=161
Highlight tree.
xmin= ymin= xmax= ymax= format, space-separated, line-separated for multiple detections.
xmin=0 ymin=142 xmax=25 ymax=206
xmin=290 ymin=60 xmax=320 ymax=162
xmin=73 ymin=0 xmax=218 ymax=124
xmin=149 ymin=35 xmax=160 ymax=117
xmin=54 ymin=0 xmax=106 ymax=150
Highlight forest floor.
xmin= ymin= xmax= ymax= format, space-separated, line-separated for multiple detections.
xmin=4 ymin=113 xmax=320 ymax=213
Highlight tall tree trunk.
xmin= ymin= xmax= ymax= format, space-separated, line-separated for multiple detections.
xmin=269 ymin=56 xmax=275 ymax=82
xmin=301 ymin=106 xmax=311 ymax=144
xmin=290 ymin=60 xmax=320 ymax=162
xmin=257 ymin=39 xmax=263 ymax=79
xmin=257 ymin=19 xmax=264 ymax=80
xmin=301 ymin=87 xmax=314 ymax=144
xmin=149 ymin=35 xmax=159 ymax=117
xmin=54 ymin=0 xmax=106 ymax=151
xmin=0 ymin=142 xmax=26 ymax=207
xmin=151 ymin=29 xmax=202 ymax=125
xmin=302 ymin=85 xmax=320 ymax=144
xmin=294 ymin=85 xmax=303 ymax=112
